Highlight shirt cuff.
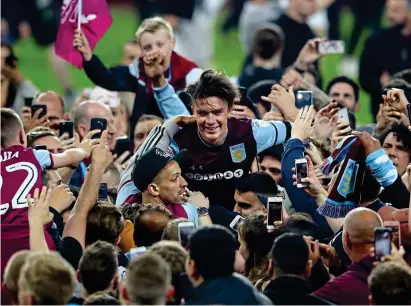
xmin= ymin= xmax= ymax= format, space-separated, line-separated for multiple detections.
xmin=152 ymin=81 xmax=170 ymax=93
xmin=365 ymin=148 xmax=385 ymax=164
xmin=163 ymin=118 xmax=180 ymax=137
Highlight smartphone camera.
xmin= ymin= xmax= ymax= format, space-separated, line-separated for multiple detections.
xmin=266 ymin=196 xmax=283 ymax=229
xmin=295 ymin=158 xmax=308 ymax=188
xmin=178 ymin=222 xmax=196 ymax=248
xmin=229 ymin=215 xmax=245 ymax=232
xmin=295 ymin=91 xmax=313 ymax=109
xmin=374 ymin=227 xmax=392 ymax=260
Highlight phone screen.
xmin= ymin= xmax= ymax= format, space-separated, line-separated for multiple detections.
xmin=375 ymin=228 xmax=392 ymax=259
xmin=296 ymin=161 xmax=308 ymax=185
xmin=179 ymin=223 xmax=195 ymax=248
xmin=98 ymin=183 xmax=108 ymax=201
xmin=318 ymin=40 xmax=345 ymax=54
xmin=267 ymin=197 xmax=283 ymax=228
xmin=35 ymin=145 xmax=47 ymax=150
xmin=295 ymin=91 xmax=313 ymax=109
xmin=384 ymin=222 xmax=401 ymax=249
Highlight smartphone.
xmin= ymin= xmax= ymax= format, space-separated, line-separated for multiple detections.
xmin=317 ymin=40 xmax=345 ymax=55
xmin=266 ymin=196 xmax=283 ymax=229
xmin=129 ymin=246 xmax=147 ymax=260
xmin=115 ymin=137 xmax=131 ymax=158
xmin=374 ymin=227 xmax=392 ymax=260
xmin=90 ymin=118 xmax=107 ymax=139
xmin=98 ymin=183 xmax=108 ymax=201
xmin=237 ymin=87 xmax=248 ymax=106
xmin=295 ymin=91 xmax=313 ymax=109
xmin=229 ymin=215 xmax=245 ymax=232
xmin=59 ymin=121 xmax=74 ymax=139
xmin=24 ymin=97 xmax=33 ymax=107
xmin=31 ymin=105 xmax=47 ymax=119
xmin=178 ymin=221 xmax=196 ymax=248
xmin=34 ymin=145 xmax=47 ymax=150
xmin=338 ymin=108 xmax=350 ymax=124
xmin=383 ymin=221 xmax=401 ymax=249
xmin=295 ymin=158 xmax=308 ymax=188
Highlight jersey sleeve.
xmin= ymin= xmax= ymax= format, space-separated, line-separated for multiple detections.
xmin=116 ymin=120 xmax=181 ymax=206
xmin=33 ymin=149 xmax=53 ymax=170
xmin=251 ymin=120 xmax=293 ymax=153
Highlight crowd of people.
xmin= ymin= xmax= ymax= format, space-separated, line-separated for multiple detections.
xmin=2 ymin=0 xmax=411 ymax=305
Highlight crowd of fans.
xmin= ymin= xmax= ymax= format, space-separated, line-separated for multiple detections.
xmin=2 ymin=0 xmax=411 ymax=305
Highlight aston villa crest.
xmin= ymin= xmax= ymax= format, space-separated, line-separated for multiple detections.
xmin=229 ymin=143 xmax=246 ymax=163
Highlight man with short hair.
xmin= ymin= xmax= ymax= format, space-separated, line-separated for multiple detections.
xmin=380 ymin=124 xmax=411 ymax=176
xmin=259 ymin=145 xmax=284 ymax=184
xmin=78 ymin=241 xmax=119 ymax=302
xmin=0 ymin=108 xmax=97 ymax=276
xmin=118 ymin=70 xmax=292 ymax=211
xmin=133 ymin=114 xmax=163 ymax=152
xmin=17 ymin=252 xmax=76 ymax=305
xmin=233 ymin=172 xmax=278 ymax=216
xmin=121 ymin=253 xmax=172 ymax=305
xmin=313 ymin=208 xmax=383 ymax=305
xmin=368 ymin=261 xmax=411 ymax=305
xmin=185 ymin=225 xmax=272 ymax=305
xmin=33 ymin=90 xmax=69 ymax=125
xmin=264 ymin=233 xmax=331 ymax=305
xmin=325 ymin=76 xmax=360 ymax=113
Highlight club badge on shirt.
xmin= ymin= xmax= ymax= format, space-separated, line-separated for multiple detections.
xmin=230 ymin=143 xmax=246 ymax=163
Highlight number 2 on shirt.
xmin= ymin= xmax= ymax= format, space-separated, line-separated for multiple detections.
xmin=0 ymin=162 xmax=39 ymax=215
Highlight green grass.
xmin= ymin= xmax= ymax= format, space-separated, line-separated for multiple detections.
xmin=13 ymin=6 xmax=376 ymax=124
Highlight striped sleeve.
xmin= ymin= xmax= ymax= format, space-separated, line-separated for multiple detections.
xmin=251 ymin=120 xmax=293 ymax=153
xmin=116 ymin=119 xmax=181 ymax=206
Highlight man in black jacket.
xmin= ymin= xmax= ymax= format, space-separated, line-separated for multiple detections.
xmin=185 ymin=225 xmax=272 ymax=305
xmin=263 ymin=233 xmax=332 ymax=305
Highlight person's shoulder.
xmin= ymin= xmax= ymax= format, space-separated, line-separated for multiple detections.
xmin=172 ymin=51 xmax=198 ymax=69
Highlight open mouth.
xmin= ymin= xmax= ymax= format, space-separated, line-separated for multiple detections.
xmin=205 ymin=126 xmax=219 ymax=133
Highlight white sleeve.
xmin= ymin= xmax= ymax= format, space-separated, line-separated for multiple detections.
xmin=251 ymin=120 xmax=292 ymax=153
xmin=33 ymin=149 xmax=53 ymax=170
xmin=185 ymin=68 xmax=203 ymax=86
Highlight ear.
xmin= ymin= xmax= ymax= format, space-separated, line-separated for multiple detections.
xmin=268 ymin=258 xmax=274 ymax=279
xmin=368 ymin=294 xmax=374 ymax=305
xmin=305 ymin=259 xmax=313 ymax=279
xmin=147 ymin=183 xmax=160 ymax=197
xmin=112 ymin=274 xmax=119 ymax=291
xmin=115 ymin=236 xmax=121 ymax=247
xmin=19 ymin=129 xmax=26 ymax=146
xmin=120 ymin=283 xmax=129 ymax=304
xmin=166 ymin=285 xmax=175 ymax=303
xmin=76 ymin=270 xmax=81 ymax=283
xmin=354 ymin=102 xmax=360 ymax=113
xmin=76 ymin=124 xmax=88 ymax=139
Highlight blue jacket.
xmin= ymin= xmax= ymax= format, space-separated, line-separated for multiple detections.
xmin=281 ymin=138 xmax=333 ymax=240
xmin=186 ymin=273 xmax=272 ymax=305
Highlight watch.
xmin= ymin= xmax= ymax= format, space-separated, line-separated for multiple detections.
xmin=197 ymin=207 xmax=209 ymax=217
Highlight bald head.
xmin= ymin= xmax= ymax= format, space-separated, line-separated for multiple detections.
xmin=344 ymin=208 xmax=383 ymax=245
xmin=72 ymin=100 xmax=111 ymax=127
xmin=34 ymin=91 xmax=65 ymax=120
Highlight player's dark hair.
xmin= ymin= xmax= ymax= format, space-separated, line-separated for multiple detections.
xmin=187 ymin=70 xmax=239 ymax=109
xmin=1 ymin=108 xmax=23 ymax=148
xmin=379 ymin=124 xmax=411 ymax=159
xmin=188 ymin=225 xmax=236 ymax=280
xmin=271 ymin=233 xmax=309 ymax=275
xmin=326 ymin=76 xmax=360 ymax=102
xmin=259 ymin=144 xmax=284 ymax=162
xmin=277 ymin=213 xmax=319 ymax=239
xmin=251 ymin=25 xmax=284 ymax=59
xmin=236 ymin=172 xmax=279 ymax=198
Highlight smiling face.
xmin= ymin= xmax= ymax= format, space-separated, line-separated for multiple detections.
xmin=382 ymin=132 xmax=411 ymax=176
xmin=192 ymin=97 xmax=231 ymax=146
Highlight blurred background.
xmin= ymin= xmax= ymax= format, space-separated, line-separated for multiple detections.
xmin=1 ymin=0 xmax=399 ymax=124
